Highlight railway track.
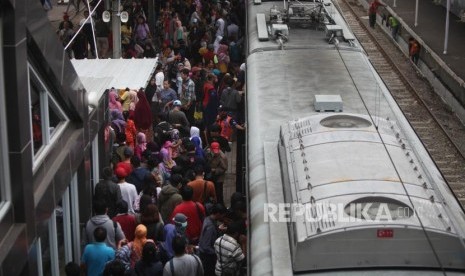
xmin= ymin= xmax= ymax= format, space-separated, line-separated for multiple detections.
xmin=336 ymin=0 xmax=465 ymax=206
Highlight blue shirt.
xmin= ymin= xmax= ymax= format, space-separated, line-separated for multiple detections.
xmin=81 ymin=242 xmax=115 ymax=276
xmin=159 ymin=88 xmax=178 ymax=108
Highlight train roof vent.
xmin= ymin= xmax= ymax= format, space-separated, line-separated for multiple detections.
xmin=289 ymin=118 xmax=314 ymax=138
xmin=344 ymin=196 xmax=413 ymax=220
xmin=320 ymin=114 xmax=372 ymax=128
xmin=307 ymin=203 xmax=336 ymax=234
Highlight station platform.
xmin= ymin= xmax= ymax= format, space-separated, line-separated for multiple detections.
xmin=46 ymin=0 xmax=84 ymax=30
xmin=387 ymin=0 xmax=465 ymax=81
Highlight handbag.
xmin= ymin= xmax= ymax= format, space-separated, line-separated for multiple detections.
xmin=193 ymin=103 xmax=203 ymax=121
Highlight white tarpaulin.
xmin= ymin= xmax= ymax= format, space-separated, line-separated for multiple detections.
xmin=71 ymin=58 xmax=158 ymax=108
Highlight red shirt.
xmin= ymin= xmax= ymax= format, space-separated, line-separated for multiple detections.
xmin=113 ymin=214 xmax=137 ymax=241
xmin=203 ymin=82 xmax=215 ymax=108
xmin=369 ymin=0 xmax=383 ymax=14
xmin=170 ymin=201 xmax=205 ymax=241
xmin=202 ymin=50 xmax=216 ymax=65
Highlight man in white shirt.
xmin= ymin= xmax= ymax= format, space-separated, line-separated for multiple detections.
xmin=154 ymin=63 xmax=165 ymax=92
xmin=115 ymin=167 xmax=138 ymax=214
xmin=215 ymin=12 xmax=226 ymax=39
xmin=163 ymin=235 xmax=204 ymax=276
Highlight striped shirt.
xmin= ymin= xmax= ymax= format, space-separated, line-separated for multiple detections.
xmin=214 ymin=234 xmax=244 ymax=275
xmin=180 ymin=78 xmax=196 ymax=105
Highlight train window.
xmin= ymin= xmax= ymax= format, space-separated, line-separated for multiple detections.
xmin=320 ymin=115 xmax=372 ymax=128
xmin=344 ymin=196 xmax=413 ymax=220
xmin=28 ymin=63 xmax=69 ymax=168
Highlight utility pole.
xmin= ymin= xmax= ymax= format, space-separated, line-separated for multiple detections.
xmin=148 ymin=0 xmax=155 ymax=35
xmin=443 ymin=0 xmax=450 ymax=54
xmin=112 ymin=0 xmax=121 ymax=58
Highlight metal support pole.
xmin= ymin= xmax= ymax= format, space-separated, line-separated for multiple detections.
xmin=443 ymin=0 xmax=450 ymax=54
xmin=414 ymin=0 xmax=419 ymax=26
xmin=148 ymin=0 xmax=155 ymax=36
xmin=112 ymin=0 xmax=121 ymax=58
xmin=393 ymin=0 xmax=396 ymax=8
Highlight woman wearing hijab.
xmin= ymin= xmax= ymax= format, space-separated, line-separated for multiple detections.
xmin=111 ymin=110 xmax=127 ymax=137
xmin=134 ymin=89 xmax=153 ymax=142
xmin=109 ymin=89 xmax=123 ymax=112
xmin=189 ymin=126 xmax=202 ymax=148
xmin=116 ymin=224 xmax=153 ymax=272
xmin=170 ymin=129 xmax=182 ymax=159
xmin=191 ymin=135 xmax=205 ymax=159
xmin=120 ymin=88 xmax=132 ymax=112
xmin=158 ymin=147 xmax=176 ymax=184
xmin=128 ymin=90 xmax=139 ymax=117
xmin=134 ymin=132 xmax=148 ymax=160
xmin=124 ymin=111 xmax=137 ymax=149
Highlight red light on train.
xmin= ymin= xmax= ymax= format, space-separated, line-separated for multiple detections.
xmin=377 ymin=229 xmax=394 ymax=238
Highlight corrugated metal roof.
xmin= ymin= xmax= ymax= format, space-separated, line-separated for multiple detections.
xmin=71 ymin=58 xmax=158 ymax=107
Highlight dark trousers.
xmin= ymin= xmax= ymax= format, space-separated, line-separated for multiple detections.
xmin=200 ymin=252 xmax=217 ymax=276
xmin=369 ymin=13 xmax=376 ymax=28
xmin=215 ymin=181 xmax=224 ymax=205
xmin=391 ymin=25 xmax=399 ymax=41
xmin=183 ymin=104 xmax=195 ymax=126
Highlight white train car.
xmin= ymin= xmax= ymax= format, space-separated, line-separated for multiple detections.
xmin=245 ymin=0 xmax=465 ymax=274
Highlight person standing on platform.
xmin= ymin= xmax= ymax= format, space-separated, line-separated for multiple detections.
xmin=163 ymin=235 xmax=204 ymax=276
xmin=389 ymin=16 xmax=400 ymax=41
xmin=81 ymin=227 xmax=115 ymax=276
xmin=168 ymin=100 xmax=190 ymax=137
xmin=115 ymin=167 xmax=138 ymax=214
xmin=199 ymin=204 xmax=226 ymax=276
xmin=206 ymin=142 xmax=228 ymax=205
xmin=179 ymin=68 xmax=196 ymax=125
xmin=187 ymin=164 xmax=217 ymax=205
xmin=368 ymin=0 xmax=385 ymax=28
xmin=409 ymin=37 xmax=421 ymax=65
xmin=94 ymin=167 xmax=122 ymax=219
xmin=83 ymin=199 xmax=126 ymax=250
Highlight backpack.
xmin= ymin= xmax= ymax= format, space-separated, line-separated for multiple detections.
xmin=218 ymin=116 xmax=233 ymax=141
xmin=202 ymin=181 xmax=215 ymax=214
xmin=111 ymin=148 xmax=123 ymax=167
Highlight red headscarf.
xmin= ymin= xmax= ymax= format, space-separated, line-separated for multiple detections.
xmin=134 ymin=89 xmax=152 ymax=130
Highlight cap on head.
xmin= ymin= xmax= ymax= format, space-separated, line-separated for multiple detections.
xmin=212 ymin=69 xmax=221 ymax=76
xmin=173 ymin=213 xmax=188 ymax=228
xmin=211 ymin=142 xmax=220 ymax=153
xmin=115 ymin=167 xmax=128 ymax=178
xmin=173 ymin=100 xmax=182 ymax=107
xmin=123 ymin=146 xmax=134 ymax=157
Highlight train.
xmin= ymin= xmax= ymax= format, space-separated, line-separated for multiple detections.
xmin=245 ymin=0 xmax=465 ymax=274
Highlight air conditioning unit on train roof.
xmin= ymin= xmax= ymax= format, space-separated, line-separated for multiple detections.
xmin=271 ymin=24 xmax=289 ymax=37
xmin=325 ymin=24 xmax=343 ymax=39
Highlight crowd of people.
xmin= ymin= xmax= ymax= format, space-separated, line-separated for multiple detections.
xmin=57 ymin=0 xmax=248 ymax=275
xmin=54 ymin=0 xmax=245 ymax=63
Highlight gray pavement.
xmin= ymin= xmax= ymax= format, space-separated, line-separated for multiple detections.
xmin=383 ymin=0 xmax=465 ymax=82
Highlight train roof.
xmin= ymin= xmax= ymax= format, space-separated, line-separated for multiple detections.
xmin=246 ymin=1 xmax=465 ymax=273
xmin=247 ymin=0 xmax=359 ymax=54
